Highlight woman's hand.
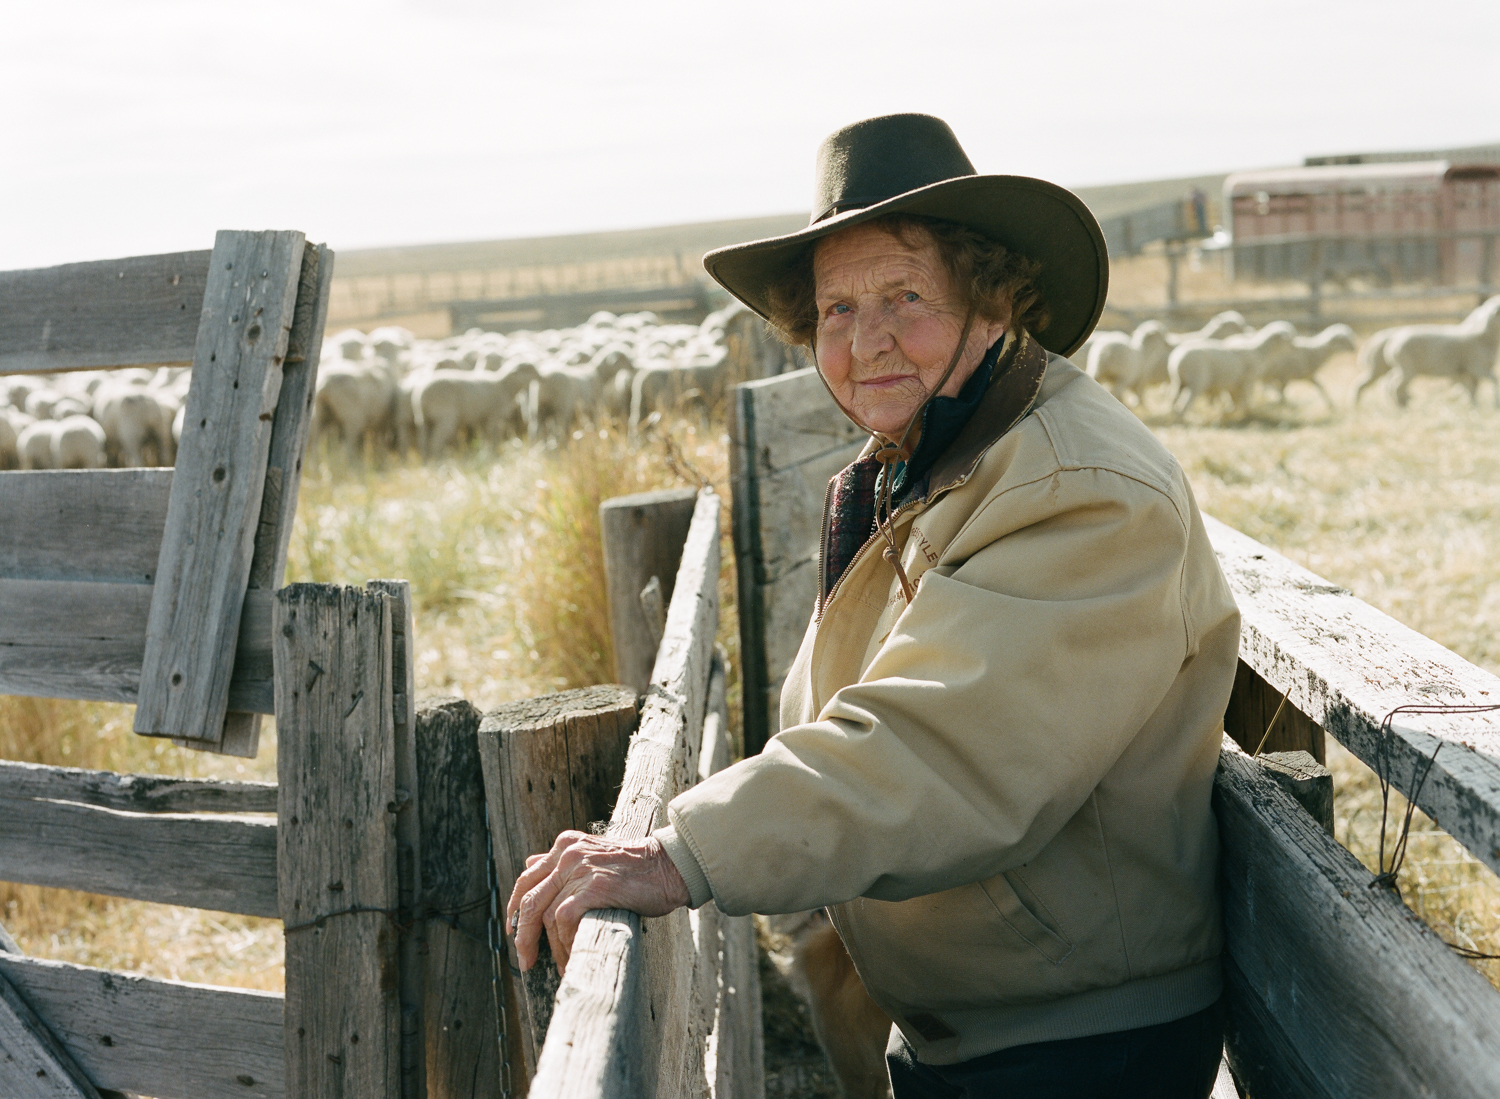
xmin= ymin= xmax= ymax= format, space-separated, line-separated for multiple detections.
xmin=506 ymin=830 xmax=691 ymax=976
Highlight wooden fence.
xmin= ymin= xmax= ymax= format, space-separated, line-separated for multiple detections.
xmin=730 ymin=368 xmax=1500 ymax=1097
xmin=1 ymin=242 xmax=764 ymax=1097
xmin=518 ymin=488 xmax=765 ymax=1099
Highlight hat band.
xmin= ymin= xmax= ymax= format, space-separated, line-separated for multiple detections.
xmin=812 ymin=199 xmax=880 ymax=224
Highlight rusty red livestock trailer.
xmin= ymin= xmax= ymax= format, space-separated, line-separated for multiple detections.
xmin=1223 ymin=160 xmax=1500 ymax=285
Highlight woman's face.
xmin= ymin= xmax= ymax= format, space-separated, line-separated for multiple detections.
xmin=812 ymin=223 xmax=1006 ymax=438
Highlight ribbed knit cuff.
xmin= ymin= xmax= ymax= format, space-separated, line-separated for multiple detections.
xmin=654 ymin=824 xmax=713 ymax=910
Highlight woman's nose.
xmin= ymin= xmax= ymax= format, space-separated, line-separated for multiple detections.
xmin=850 ymin=303 xmax=896 ymax=362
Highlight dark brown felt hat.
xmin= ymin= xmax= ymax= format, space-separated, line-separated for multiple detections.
xmin=703 ymin=113 xmax=1109 ymax=357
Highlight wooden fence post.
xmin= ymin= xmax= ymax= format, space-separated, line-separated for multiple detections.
xmin=369 ymin=580 xmax=427 ymax=1099
xmin=527 ymin=489 xmax=722 ymax=1099
xmin=476 ymin=686 xmax=639 ymax=1069
xmin=411 ymin=697 xmax=514 ymax=1099
xmin=275 ymin=583 xmax=403 ymax=1099
xmin=599 ymin=488 xmax=698 ymax=694
xmin=1223 ymin=660 xmax=1325 ymax=762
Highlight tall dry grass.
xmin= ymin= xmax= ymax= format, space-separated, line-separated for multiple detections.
xmin=0 ymin=413 xmax=733 ymax=992
xmin=2 ymin=347 xmax=1497 ymax=998
xmin=1155 ymin=353 xmax=1500 ymax=984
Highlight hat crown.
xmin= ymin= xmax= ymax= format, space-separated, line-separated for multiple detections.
xmin=812 ymin=114 xmax=977 ymax=225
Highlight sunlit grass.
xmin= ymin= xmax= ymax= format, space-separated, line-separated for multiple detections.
xmin=1155 ymin=354 xmax=1500 ymax=984
xmin=0 ymin=413 xmax=735 ymax=992
xmin=2 ymin=352 xmax=1497 ymax=997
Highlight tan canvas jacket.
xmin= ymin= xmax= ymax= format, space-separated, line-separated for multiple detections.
xmin=657 ymin=332 xmax=1240 ymax=1063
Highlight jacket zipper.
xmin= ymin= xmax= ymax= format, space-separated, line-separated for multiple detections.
xmin=816 ymin=495 xmax=927 ymax=623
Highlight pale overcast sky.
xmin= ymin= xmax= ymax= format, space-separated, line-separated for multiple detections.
xmin=4 ymin=0 xmax=1498 ymax=268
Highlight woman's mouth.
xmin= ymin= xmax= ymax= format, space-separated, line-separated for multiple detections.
xmin=855 ymin=373 xmax=915 ymax=391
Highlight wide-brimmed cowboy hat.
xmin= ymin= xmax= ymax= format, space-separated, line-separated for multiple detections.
xmin=703 ymin=113 xmax=1108 ymax=358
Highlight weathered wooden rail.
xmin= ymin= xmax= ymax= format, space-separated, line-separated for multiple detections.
xmin=730 ymin=367 xmax=1500 ymax=1098
xmin=518 ymin=489 xmax=765 ymax=1099
xmin=1 ymin=241 xmax=770 ymax=1097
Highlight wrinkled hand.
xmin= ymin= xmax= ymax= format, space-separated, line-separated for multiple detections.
xmin=506 ymin=830 xmax=690 ymax=976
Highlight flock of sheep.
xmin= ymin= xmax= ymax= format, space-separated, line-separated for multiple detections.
xmin=309 ymin=302 xmax=790 ymax=460
xmin=1081 ymin=295 xmax=1500 ymax=418
xmin=0 ymin=368 xmax=185 ymax=471
xmin=0 ymin=302 xmax=787 ymax=469
xmin=5 ymin=296 xmax=1498 ymax=471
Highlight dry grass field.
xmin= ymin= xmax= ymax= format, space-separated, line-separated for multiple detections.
xmin=2 ymin=332 xmax=1498 ymax=1056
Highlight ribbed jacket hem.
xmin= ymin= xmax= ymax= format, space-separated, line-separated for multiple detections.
xmin=653 ymin=824 xmax=713 ymax=909
xmin=906 ymin=958 xmax=1224 ymax=1065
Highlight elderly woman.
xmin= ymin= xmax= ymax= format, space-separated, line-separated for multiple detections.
xmin=510 ymin=114 xmax=1239 ymax=1098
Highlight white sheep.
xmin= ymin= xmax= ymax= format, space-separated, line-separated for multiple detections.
xmin=1382 ymin=297 xmax=1500 ymax=407
xmin=532 ymin=362 xmax=596 ymax=438
xmin=17 ymin=421 xmax=56 ymax=469
xmin=313 ymin=364 xmax=397 ymax=458
xmin=629 ymin=360 xmax=729 ymax=430
xmin=51 ymin=415 xmax=108 ymax=468
xmin=1167 ymin=322 xmax=1298 ymax=420
xmin=412 ymin=368 xmax=533 ymax=457
xmin=1166 ymin=311 xmax=1252 ymax=346
xmin=0 ymin=411 xmax=19 ymax=469
xmin=24 ymin=389 xmax=64 ymax=420
xmin=94 ymin=381 xmax=176 ymax=466
xmin=1086 ymin=321 xmax=1171 ymax=405
xmin=1352 ymin=327 xmax=1401 ymax=405
xmin=1259 ymin=324 xmax=1357 ymax=410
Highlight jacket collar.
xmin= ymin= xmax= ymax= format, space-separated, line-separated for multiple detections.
xmin=921 ymin=328 xmax=1048 ymax=497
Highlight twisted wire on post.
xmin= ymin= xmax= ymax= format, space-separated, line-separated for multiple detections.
xmin=1366 ymin=702 xmax=1500 ymax=961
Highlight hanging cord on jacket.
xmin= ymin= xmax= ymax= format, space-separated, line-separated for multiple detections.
xmin=811 ymin=309 xmax=979 ymax=603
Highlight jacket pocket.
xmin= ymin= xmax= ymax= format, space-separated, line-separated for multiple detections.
xmin=978 ymin=871 xmax=1075 ymax=965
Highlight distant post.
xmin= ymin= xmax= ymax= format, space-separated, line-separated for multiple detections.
xmin=599 ymin=488 xmax=698 ymax=693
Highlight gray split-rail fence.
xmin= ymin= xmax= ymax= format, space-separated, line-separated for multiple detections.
xmin=6 ymin=233 xmax=1500 ymax=1098
xmin=731 ymin=366 xmax=1500 ymax=1099
xmin=0 ymin=237 xmax=762 ymax=1098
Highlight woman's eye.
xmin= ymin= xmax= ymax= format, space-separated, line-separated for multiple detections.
xmin=901 ymin=291 xmax=920 ymax=303
xmin=830 ymin=303 xmax=850 ymax=315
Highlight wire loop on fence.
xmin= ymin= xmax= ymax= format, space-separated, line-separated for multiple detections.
xmin=282 ymin=894 xmax=490 ymax=936
xmin=1365 ymin=702 xmax=1500 ymax=961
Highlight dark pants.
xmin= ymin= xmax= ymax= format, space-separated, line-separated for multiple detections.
xmin=886 ymin=1000 xmax=1224 ymax=1099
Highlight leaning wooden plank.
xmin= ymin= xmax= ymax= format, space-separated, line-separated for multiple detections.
xmin=0 ymin=953 xmax=282 ymax=1099
xmin=136 ymin=229 xmax=306 ymax=746
xmin=529 ymin=489 xmax=720 ymax=1099
xmin=0 ymin=759 xmax=275 ymax=814
xmin=0 ymin=797 xmax=277 ymax=916
xmin=730 ymin=370 xmax=860 ymax=755
xmin=0 ymin=469 xmax=172 ymax=584
xmin=1206 ymin=514 xmax=1500 ymax=878
xmin=217 ymin=241 xmax=333 ymax=758
xmin=0 ymin=250 xmax=210 ymax=375
xmin=734 ymin=368 xmax=863 ymax=476
xmin=0 ymin=969 xmax=103 ymax=1096
xmin=749 ymin=444 xmax=864 ymax=585
xmin=0 ymin=579 xmax=274 ymax=713
xmin=276 ymin=583 xmax=401 ymax=1098
xmin=1215 ymin=739 xmax=1500 ymax=1099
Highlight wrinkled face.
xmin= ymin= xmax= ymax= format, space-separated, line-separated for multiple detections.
xmin=812 ymin=223 xmax=1006 ymax=438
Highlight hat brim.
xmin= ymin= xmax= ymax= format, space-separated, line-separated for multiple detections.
xmin=703 ymin=174 xmax=1109 ymax=359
